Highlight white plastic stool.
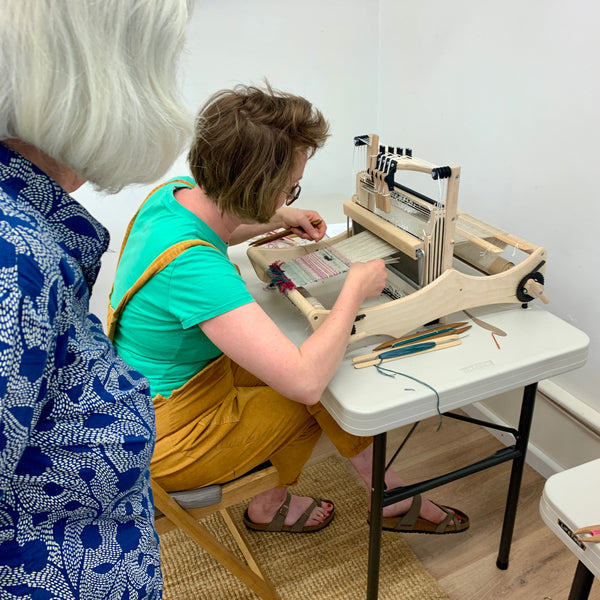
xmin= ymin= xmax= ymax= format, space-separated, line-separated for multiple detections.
xmin=540 ymin=458 xmax=600 ymax=600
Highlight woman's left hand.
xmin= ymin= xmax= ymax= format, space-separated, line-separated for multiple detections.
xmin=276 ymin=206 xmax=327 ymax=242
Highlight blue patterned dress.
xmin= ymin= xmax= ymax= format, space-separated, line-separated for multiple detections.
xmin=0 ymin=143 xmax=161 ymax=599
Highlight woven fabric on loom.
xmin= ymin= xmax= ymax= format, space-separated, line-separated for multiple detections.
xmin=276 ymin=231 xmax=398 ymax=288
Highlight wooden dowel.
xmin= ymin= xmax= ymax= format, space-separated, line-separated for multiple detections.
xmin=249 ymin=220 xmax=322 ymax=247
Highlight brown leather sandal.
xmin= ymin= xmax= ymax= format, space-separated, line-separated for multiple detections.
xmin=371 ymin=494 xmax=470 ymax=534
xmin=243 ymin=491 xmax=335 ymax=533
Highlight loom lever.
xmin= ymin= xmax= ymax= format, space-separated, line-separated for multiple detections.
xmin=384 ymin=160 xmax=397 ymax=191
xmin=516 ymin=266 xmax=548 ymax=304
xmin=523 ymin=279 xmax=549 ymax=304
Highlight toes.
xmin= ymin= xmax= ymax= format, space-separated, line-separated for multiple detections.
xmin=293 ymin=497 xmax=332 ymax=526
xmin=309 ymin=506 xmax=329 ymax=524
xmin=319 ymin=501 xmax=334 ymax=521
xmin=314 ymin=506 xmax=330 ymax=523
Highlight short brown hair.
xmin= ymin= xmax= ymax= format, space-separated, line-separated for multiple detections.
xmin=188 ymin=83 xmax=329 ymax=223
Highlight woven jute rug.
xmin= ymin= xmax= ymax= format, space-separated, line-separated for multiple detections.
xmin=160 ymin=455 xmax=449 ymax=599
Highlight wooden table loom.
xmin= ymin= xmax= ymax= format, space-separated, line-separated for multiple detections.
xmin=247 ymin=134 xmax=549 ymax=346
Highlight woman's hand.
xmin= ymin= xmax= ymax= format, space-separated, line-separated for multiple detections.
xmin=275 ymin=206 xmax=327 ymax=242
xmin=228 ymin=206 xmax=326 ymax=246
xmin=345 ymin=259 xmax=388 ymax=300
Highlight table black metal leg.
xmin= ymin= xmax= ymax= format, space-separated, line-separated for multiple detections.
xmin=496 ymin=382 xmax=537 ymax=569
xmin=568 ymin=560 xmax=595 ymax=600
xmin=367 ymin=432 xmax=387 ymax=600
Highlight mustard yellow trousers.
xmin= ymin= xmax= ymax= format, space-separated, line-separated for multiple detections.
xmin=151 ymin=354 xmax=372 ymax=491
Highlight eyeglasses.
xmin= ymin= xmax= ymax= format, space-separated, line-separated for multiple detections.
xmin=285 ymin=183 xmax=301 ymax=206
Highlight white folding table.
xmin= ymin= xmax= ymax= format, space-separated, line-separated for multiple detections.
xmin=233 ymin=245 xmax=589 ymax=599
xmin=540 ymin=458 xmax=600 ymax=599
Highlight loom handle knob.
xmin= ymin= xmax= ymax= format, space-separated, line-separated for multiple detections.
xmin=524 ymin=278 xmax=549 ymax=304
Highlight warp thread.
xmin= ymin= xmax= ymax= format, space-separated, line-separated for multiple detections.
xmin=266 ymin=231 xmax=398 ymax=293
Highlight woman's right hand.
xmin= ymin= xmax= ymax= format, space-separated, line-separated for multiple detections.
xmin=346 ymin=259 xmax=388 ymax=300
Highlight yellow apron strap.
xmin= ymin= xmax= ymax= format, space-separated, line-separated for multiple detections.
xmin=107 ymin=238 xmax=216 ymax=342
xmin=106 ymin=177 xmax=213 ymax=342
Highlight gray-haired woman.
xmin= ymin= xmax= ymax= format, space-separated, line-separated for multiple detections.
xmin=0 ymin=1 xmax=192 ymax=598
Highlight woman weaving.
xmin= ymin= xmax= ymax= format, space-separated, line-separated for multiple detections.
xmin=109 ymin=84 xmax=469 ymax=535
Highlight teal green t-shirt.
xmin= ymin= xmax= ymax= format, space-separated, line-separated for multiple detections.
xmin=111 ymin=177 xmax=254 ymax=397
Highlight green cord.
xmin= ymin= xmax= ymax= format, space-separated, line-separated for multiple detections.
xmin=375 ymin=363 xmax=443 ymax=430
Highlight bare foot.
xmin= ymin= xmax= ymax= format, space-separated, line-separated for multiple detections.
xmin=247 ymin=488 xmax=333 ymax=527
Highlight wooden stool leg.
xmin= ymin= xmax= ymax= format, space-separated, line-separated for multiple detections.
xmin=153 ymin=482 xmax=280 ymax=600
xmin=568 ymin=560 xmax=595 ymax=600
xmin=220 ymin=508 xmax=271 ymax=581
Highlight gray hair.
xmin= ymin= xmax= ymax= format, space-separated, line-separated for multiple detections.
xmin=0 ymin=0 xmax=193 ymax=192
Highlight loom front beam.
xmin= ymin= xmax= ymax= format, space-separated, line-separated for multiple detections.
xmin=247 ymin=134 xmax=548 ymax=346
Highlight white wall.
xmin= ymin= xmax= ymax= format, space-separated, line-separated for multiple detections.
xmin=377 ymin=0 xmax=599 ymax=414
xmin=76 ymin=1 xmax=598 ymax=433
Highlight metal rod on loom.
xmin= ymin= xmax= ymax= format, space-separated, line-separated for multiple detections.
xmin=432 ymin=216 xmax=443 ymax=282
xmin=435 ymin=178 xmax=447 ymax=280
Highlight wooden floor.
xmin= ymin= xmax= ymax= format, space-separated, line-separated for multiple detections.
xmin=309 ymin=411 xmax=599 ymax=600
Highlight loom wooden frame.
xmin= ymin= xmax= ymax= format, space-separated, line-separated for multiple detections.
xmin=247 ymin=137 xmax=548 ymax=346
xmin=152 ymin=466 xmax=281 ymax=600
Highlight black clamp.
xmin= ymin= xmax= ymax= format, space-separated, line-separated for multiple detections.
xmin=432 ymin=166 xmax=452 ymax=180
xmin=354 ymin=134 xmax=370 ymax=146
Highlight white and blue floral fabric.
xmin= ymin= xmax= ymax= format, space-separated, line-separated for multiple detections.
xmin=0 ymin=143 xmax=161 ymax=599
